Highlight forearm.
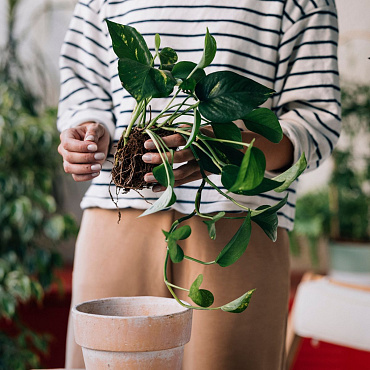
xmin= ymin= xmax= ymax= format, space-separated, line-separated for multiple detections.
xmin=241 ymin=131 xmax=294 ymax=172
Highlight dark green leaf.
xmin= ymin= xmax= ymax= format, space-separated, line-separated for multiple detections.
xmin=191 ymin=142 xmax=221 ymax=174
xmin=232 ymin=177 xmax=285 ymax=196
xmin=197 ymin=28 xmax=217 ymax=69
xmin=172 ymin=61 xmax=206 ymax=82
xmin=167 ymin=238 xmax=184 ymax=263
xmin=251 ymin=195 xmax=288 ymax=241
xmin=215 ymin=213 xmax=251 ymax=267
xmin=106 ymin=21 xmax=152 ymax=65
xmin=153 ymin=159 xmax=175 ymax=187
xmin=203 ymin=211 xmax=225 ymax=240
xmin=272 ymin=153 xmax=307 ymax=192
xmin=139 ymin=186 xmax=176 ymax=217
xmin=188 ymin=274 xmax=214 ymax=308
xmin=226 ymin=144 xmax=266 ymax=193
xmin=205 ymin=140 xmax=244 ymax=166
xmin=242 ymin=108 xmax=283 ymax=143
xmin=159 ymin=47 xmax=178 ymax=70
xmin=221 ymin=289 xmax=255 ymax=313
xmin=171 ymin=225 xmax=192 ymax=240
xmin=183 ymin=109 xmax=201 ymax=149
xmin=118 ymin=58 xmax=176 ymax=101
xmin=196 ymin=71 xmax=275 ymax=122
xmin=179 ymin=78 xmax=197 ymax=92
xmin=210 ymin=122 xmax=243 ymax=149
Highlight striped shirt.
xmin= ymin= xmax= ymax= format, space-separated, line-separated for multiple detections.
xmin=57 ymin=0 xmax=341 ymax=230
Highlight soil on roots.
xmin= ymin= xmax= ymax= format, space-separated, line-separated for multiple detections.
xmin=111 ymin=127 xmax=170 ymax=192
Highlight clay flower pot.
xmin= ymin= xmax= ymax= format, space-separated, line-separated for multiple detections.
xmin=72 ymin=296 xmax=193 ymax=369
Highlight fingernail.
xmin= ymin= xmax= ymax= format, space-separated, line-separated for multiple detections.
xmin=85 ymin=135 xmax=95 ymax=141
xmin=142 ymin=154 xmax=152 ymax=163
xmin=91 ymin=164 xmax=102 ymax=171
xmin=91 ymin=172 xmax=100 ymax=178
xmin=153 ymin=185 xmax=164 ymax=193
xmin=87 ymin=144 xmax=98 ymax=152
xmin=94 ymin=152 xmax=105 ymax=161
xmin=144 ymin=174 xmax=156 ymax=182
xmin=144 ymin=141 xmax=156 ymax=150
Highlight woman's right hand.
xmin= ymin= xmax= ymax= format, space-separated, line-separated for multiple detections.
xmin=58 ymin=122 xmax=110 ymax=182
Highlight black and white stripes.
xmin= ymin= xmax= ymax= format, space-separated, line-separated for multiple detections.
xmin=57 ymin=0 xmax=341 ymax=230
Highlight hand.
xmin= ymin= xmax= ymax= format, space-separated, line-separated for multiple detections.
xmin=142 ymin=129 xmax=213 ymax=192
xmin=58 ymin=122 xmax=110 ymax=182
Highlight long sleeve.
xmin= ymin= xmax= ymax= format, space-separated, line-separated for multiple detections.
xmin=272 ymin=0 xmax=341 ymax=172
xmin=57 ymin=0 xmax=116 ymax=139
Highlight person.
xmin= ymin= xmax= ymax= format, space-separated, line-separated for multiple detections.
xmin=57 ymin=1 xmax=341 ymax=369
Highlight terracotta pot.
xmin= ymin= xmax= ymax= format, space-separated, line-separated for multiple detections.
xmin=72 ymin=296 xmax=193 ymax=369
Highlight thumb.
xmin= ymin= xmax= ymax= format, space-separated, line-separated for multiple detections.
xmin=83 ymin=123 xmax=104 ymax=143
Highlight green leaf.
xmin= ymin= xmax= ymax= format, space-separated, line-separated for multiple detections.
xmin=196 ymin=71 xmax=275 ymax=122
xmin=221 ymin=289 xmax=255 ymax=313
xmin=167 ymin=238 xmax=184 ymax=263
xmin=232 ymin=177 xmax=285 ymax=196
xmin=188 ymin=274 xmax=214 ymax=308
xmin=242 ymin=108 xmax=283 ymax=143
xmin=159 ymin=47 xmax=178 ymax=70
xmin=203 ymin=211 xmax=225 ymax=240
xmin=153 ymin=160 xmax=175 ymax=187
xmin=106 ymin=21 xmax=152 ymax=65
xmin=172 ymin=61 xmax=206 ymax=82
xmin=215 ymin=213 xmax=251 ymax=267
xmin=118 ymin=58 xmax=176 ymax=101
xmin=155 ymin=33 xmax=161 ymax=52
xmin=183 ymin=109 xmax=201 ymax=149
xmin=251 ymin=195 xmax=288 ymax=241
xmin=206 ymin=140 xmax=244 ymax=166
xmin=225 ymin=143 xmax=266 ymax=193
xmin=197 ymin=28 xmax=217 ymax=69
xmin=179 ymin=78 xmax=197 ymax=92
xmin=272 ymin=153 xmax=307 ymax=192
xmin=210 ymin=122 xmax=243 ymax=149
xmin=191 ymin=142 xmax=221 ymax=174
xmin=139 ymin=186 xmax=176 ymax=217
xmin=171 ymin=225 xmax=192 ymax=240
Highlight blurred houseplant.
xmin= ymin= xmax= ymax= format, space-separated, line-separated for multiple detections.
xmin=0 ymin=0 xmax=77 ymax=369
xmin=291 ymin=84 xmax=370 ymax=277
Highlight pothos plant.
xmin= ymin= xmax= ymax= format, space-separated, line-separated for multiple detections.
xmin=106 ymin=21 xmax=307 ymax=313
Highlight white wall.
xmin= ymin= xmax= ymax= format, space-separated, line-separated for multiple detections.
xmin=297 ymin=0 xmax=370 ymax=194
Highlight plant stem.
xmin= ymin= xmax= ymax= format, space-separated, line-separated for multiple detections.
xmin=163 ymin=252 xmax=220 ymax=310
xmin=146 ymin=88 xmax=183 ymax=129
xmin=166 ymin=282 xmax=189 ymax=292
xmin=124 ymin=100 xmax=144 ymax=144
xmin=184 ymin=255 xmax=216 ymax=265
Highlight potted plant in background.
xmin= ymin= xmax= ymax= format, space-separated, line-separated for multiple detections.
xmin=0 ymin=0 xmax=78 ymax=368
xmin=72 ymin=22 xmax=307 ymax=369
xmin=291 ymin=84 xmax=370 ymax=283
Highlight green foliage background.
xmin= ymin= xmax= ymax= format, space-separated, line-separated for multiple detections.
xmin=0 ymin=1 xmax=78 ymax=368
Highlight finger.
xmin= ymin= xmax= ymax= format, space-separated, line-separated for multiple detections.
xmin=152 ymin=171 xmax=203 ymax=192
xmin=62 ymin=149 xmax=106 ymax=165
xmin=144 ymin=161 xmax=198 ymax=183
xmin=60 ymin=129 xmax=98 ymax=153
xmin=142 ymin=148 xmax=194 ymax=165
xmin=144 ymin=133 xmax=186 ymax=150
xmin=72 ymin=173 xmax=100 ymax=182
xmin=63 ymin=161 xmax=102 ymax=175
xmin=82 ymin=122 xmax=106 ymax=143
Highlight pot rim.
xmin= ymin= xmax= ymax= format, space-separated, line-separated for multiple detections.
xmin=72 ymin=296 xmax=191 ymax=320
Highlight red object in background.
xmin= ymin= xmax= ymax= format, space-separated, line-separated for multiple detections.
xmin=292 ymin=338 xmax=370 ymax=370
xmin=2 ymin=268 xmax=370 ymax=369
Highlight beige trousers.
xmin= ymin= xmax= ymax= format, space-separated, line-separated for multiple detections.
xmin=66 ymin=208 xmax=290 ymax=370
